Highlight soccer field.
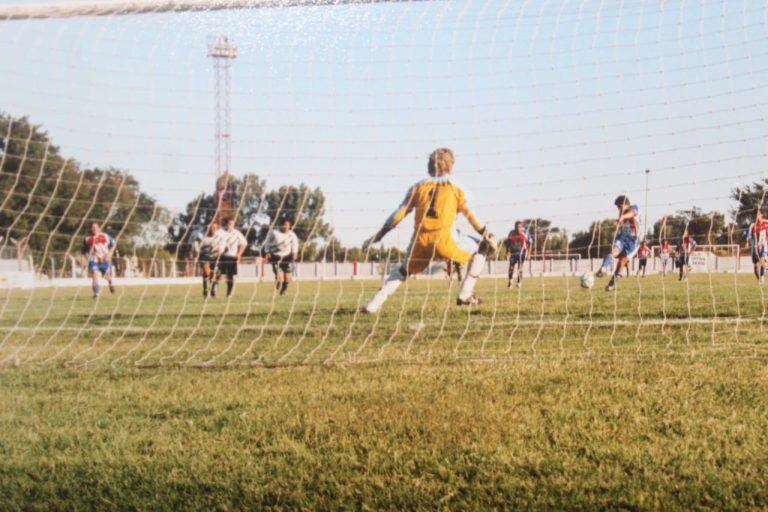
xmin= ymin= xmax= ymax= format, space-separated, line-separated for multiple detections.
xmin=1 ymin=274 xmax=768 ymax=367
xmin=2 ymin=275 xmax=768 ymax=509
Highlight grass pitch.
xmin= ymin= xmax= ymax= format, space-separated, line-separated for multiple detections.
xmin=1 ymin=274 xmax=768 ymax=509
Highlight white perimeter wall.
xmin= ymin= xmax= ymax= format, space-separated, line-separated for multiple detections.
xmin=0 ymin=254 xmax=756 ymax=289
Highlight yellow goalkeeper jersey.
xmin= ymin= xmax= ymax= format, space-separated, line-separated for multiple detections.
xmin=384 ymin=177 xmax=484 ymax=234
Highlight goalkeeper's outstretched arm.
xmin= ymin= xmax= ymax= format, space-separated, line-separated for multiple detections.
xmin=364 ymin=186 xmax=416 ymax=249
xmin=456 ymin=190 xmax=487 ymax=236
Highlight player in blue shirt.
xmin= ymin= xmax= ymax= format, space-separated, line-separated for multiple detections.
xmin=606 ymin=195 xmax=641 ymax=291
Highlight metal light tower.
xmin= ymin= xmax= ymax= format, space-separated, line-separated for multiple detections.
xmin=208 ymin=35 xmax=237 ymax=178
xmin=208 ymin=35 xmax=237 ymax=222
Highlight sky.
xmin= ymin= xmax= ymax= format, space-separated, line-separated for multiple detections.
xmin=1 ymin=0 xmax=767 ymax=249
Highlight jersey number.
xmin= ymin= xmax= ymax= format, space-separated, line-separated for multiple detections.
xmin=426 ymin=188 xmax=439 ymax=219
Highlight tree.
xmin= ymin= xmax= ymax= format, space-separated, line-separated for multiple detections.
xmin=0 ymin=114 xmax=163 ymax=273
xmin=515 ymin=218 xmax=569 ymax=255
xmin=167 ymin=178 xmax=332 ymax=260
xmin=167 ymin=173 xmax=267 ymax=260
xmin=570 ymin=218 xmax=619 ymax=258
xmin=729 ymin=180 xmax=768 ymax=245
xmin=651 ymin=208 xmax=727 ymax=246
xmin=264 ymin=184 xmax=331 ymax=247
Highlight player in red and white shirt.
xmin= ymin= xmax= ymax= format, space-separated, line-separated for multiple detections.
xmin=81 ymin=222 xmax=116 ymax=298
xmin=659 ymin=240 xmax=671 ymax=276
xmin=676 ymin=229 xmax=697 ymax=281
xmin=635 ymin=241 xmax=651 ymax=277
xmin=504 ymin=221 xmax=532 ymax=288
xmin=745 ymin=210 xmax=768 ymax=284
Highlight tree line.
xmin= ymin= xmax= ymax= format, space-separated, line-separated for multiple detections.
xmin=1 ymin=114 xmax=765 ymax=273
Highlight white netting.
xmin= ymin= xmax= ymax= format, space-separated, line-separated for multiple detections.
xmin=1 ymin=0 xmax=768 ymax=367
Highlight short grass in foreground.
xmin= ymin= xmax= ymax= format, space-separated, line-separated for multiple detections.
xmin=1 ymin=273 xmax=768 ymax=367
xmin=1 ymin=360 xmax=767 ymax=509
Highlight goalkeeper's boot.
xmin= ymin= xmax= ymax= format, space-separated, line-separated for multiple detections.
xmin=605 ymin=276 xmax=618 ymax=292
xmin=109 ymin=283 xmax=115 ymax=294
xmin=457 ymin=294 xmax=483 ymax=306
xmin=507 ymin=279 xmax=514 ymax=289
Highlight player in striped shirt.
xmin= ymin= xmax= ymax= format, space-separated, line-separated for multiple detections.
xmin=81 ymin=222 xmax=116 ymax=298
xmin=676 ymin=230 xmax=697 ymax=281
xmin=504 ymin=221 xmax=532 ymax=288
xmin=745 ymin=210 xmax=768 ymax=284
xmin=606 ymin=195 xmax=641 ymax=291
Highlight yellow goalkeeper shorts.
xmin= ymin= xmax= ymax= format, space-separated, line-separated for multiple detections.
xmin=403 ymin=229 xmax=471 ymax=276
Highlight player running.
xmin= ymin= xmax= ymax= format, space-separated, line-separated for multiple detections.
xmin=636 ymin=241 xmax=650 ymax=277
xmin=605 ymin=195 xmax=641 ymax=291
xmin=504 ymin=221 xmax=532 ymax=288
xmin=210 ymin=217 xmax=247 ymax=298
xmin=262 ymin=218 xmax=300 ymax=296
xmin=197 ymin=221 xmax=222 ymax=298
xmin=745 ymin=210 xmax=768 ymax=284
xmin=659 ymin=240 xmax=671 ymax=276
xmin=81 ymin=222 xmax=116 ymax=298
xmin=362 ymin=148 xmax=497 ymax=313
xmin=676 ymin=229 xmax=697 ymax=281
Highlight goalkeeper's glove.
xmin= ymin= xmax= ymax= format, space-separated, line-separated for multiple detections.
xmin=478 ymin=230 xmax=499 ymax=256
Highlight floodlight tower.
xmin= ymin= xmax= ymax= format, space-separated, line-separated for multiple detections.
xmin=208 ymin=35 xmax=237 ymax=222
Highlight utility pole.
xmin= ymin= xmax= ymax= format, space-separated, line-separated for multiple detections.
xmin=643 ymin=169 xmax=650 ymax=239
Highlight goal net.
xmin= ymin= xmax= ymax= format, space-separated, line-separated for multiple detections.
xmin=1 ymin=0 xmax=768 ymax=367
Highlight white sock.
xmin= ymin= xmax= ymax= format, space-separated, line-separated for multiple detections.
xmin=365 ymin=268 xmax=405 ymax=313
xmin=458 ymin=252 xmax=486 ymax=301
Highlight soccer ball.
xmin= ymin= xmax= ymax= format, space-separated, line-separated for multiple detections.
xmin=580 ymin=271 xmax=595 ymax=289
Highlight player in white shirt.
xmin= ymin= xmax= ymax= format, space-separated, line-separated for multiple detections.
xmin=211 ymin=217 xmax=247 ymax=298
xmin=196 ymin=221 xmax=222 ymax=298
xmin=262 ymin=218 xmax=300 ymax=296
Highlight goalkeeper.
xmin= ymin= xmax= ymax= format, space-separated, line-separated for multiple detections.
xmin=362 ymin=148 xmax=497 ymax=313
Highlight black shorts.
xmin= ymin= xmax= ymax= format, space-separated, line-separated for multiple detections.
xmin=638 ymin=258 xmax=647 ymax=268
xmin=270 ymin=254 xmax=294 ymax=274
xmin=217 ymin=255 xmax=238 ymax=276
xmin=752 ymin=247 xmax=766 ymax=264
xmin=508 ymin=251 xmax=526 ymax=266
xmin=677 ymin=254 xmax=689 ymax=267
xmin=198 ymin=254 xmax=215 ymax=267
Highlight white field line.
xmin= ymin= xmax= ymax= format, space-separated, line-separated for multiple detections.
xmin=0 ymin=316 xmax=762 ymax=334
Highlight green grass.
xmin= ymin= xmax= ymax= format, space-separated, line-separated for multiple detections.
xmin=1 ymin=273 xmax=767 ymax=366
xmin=2 ymin=274 xmax=768 ymax=509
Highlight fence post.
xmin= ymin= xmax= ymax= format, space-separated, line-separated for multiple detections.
xmin=68 ymin=255 xmax=77 ymax=278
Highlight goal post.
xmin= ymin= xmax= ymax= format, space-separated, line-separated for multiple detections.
xmin=651 ymin=244 xmax=742 ymax=274
xmin=1 ymin=0 xmax=767 ymax=367
xmin=0 ymin=0 xmax=399 ymax=21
